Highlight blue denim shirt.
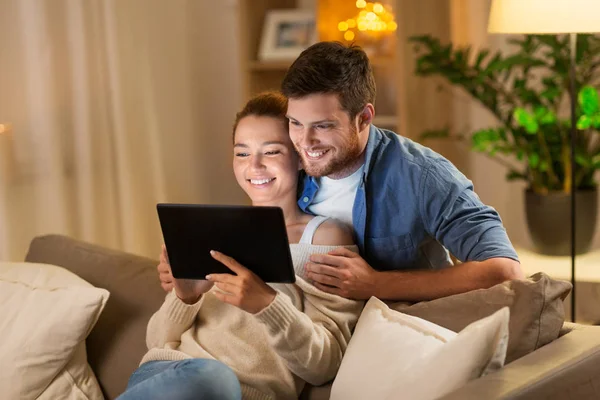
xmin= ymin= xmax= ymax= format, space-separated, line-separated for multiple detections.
xmin=298 ymin=125 xmax=519 ymax=271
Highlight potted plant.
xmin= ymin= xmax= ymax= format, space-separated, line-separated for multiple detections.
xmin=410 ymin=34 xmax=600 ymax=255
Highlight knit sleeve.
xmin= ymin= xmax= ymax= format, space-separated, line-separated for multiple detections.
xmin=146 ymin=289 xmax=205 ymax=349
xmin=254 ymin=280 xmax=364 ymax=386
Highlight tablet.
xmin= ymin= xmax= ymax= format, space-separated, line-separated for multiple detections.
xmin=157 ymin=204 xmax=295 ymax=283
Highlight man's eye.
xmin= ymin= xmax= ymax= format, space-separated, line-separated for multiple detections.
xmin=316 ymin=125 xmax=331 ymax=130
xmin=290 ymin=120 xmax=301 ymax=127
xmin=235 ymin=153 xmax=249 ymax=157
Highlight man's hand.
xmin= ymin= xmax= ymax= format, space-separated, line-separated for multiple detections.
xmin=207 ymin=250 xmax=277 ymax=314
xmin=158 ymin=245 xmax=214 ymax=304
xmin=306 ymin=247 xmax=380 ymax=300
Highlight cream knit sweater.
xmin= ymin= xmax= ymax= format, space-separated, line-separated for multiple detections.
xmin=140 ymin=244 xmax=365 ymax=400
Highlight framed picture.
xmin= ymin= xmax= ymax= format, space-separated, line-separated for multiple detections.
xmin=259 ymin=10 xmax=317 ymax=61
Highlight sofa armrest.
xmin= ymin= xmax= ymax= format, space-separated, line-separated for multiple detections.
xmin=440 ymin=324 xmax=600 ymax=400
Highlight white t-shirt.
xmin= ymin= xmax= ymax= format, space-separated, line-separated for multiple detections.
xmin=307 ymin=164 xmax=365 ymax=228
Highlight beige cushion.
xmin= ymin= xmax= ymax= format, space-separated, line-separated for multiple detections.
xmin=0 ymin=262 xmax=109 ymax=400
xmin=330 ymin=297 xmax=509 ymax=400
xmin=390 ymin=272 xmax=571 ymax=363
xmin=25 ymin=234 xmax=166 ymax=399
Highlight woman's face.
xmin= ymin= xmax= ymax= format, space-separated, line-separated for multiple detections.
xmin=233 ymin=115 xmax=299 ymax=205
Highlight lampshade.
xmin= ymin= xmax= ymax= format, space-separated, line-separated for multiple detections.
xmin=488 ymin=0 xmax=600 ymax=34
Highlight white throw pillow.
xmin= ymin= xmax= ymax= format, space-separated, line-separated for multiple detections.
xmin=0 ymin=262 xmax=109 ymax=400
xmin=331 ymin=297 xmax=509 ymax=400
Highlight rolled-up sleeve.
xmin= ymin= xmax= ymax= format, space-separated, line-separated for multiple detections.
xmin=419 ymin=159 xmax=519 ymax=263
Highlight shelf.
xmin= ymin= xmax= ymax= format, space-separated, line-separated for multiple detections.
xmin=373 ymin=115 xmax=397 ymax=127
xmin=248 ymin=57 xmax=395 ymax=72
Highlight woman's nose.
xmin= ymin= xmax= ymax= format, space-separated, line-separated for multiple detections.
xmin=250 ymin=155 xmax=265 ymax=170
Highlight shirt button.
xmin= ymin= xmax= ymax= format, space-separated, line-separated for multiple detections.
xmin=303 ymin=197 xmax=309 ymax=203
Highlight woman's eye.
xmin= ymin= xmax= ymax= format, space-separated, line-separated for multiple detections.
xmin=265 ymin=150 xmax=281 ymax=155
xmin=316 ymin=125 xmax=332 ymax=130
xmin=235 ymin=153 xmax=249 ymax=157
xmin=290 ymin=120 xmax=301 ymax=127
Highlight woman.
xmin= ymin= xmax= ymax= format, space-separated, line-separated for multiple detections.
xmin=118 ymin=92 xmax=364 ymax=400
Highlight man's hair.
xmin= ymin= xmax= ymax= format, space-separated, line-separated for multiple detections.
xmin=281 ymin=41 xmax=376 ymax=119
xmin=232 ymin=91 xmax=288 ymax=140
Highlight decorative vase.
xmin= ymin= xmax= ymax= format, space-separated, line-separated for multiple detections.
xmin=525 ymin=188 xmax=598 ymax=256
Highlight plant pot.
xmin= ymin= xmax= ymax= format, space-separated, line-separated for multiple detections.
xmin=525 ymin=188 xmax=598 ymax=256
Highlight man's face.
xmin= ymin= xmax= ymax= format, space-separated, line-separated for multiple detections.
xmin=286 ymin=94 xmax=365 ymax=179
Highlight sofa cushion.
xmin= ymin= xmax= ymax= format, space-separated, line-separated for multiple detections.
xmin=25 ymin=235 xmax=165 ymax=400
xmin=0 ymin=261 xmax=108 ymax=400
xmin=389 ymin=272 xmax=571 ymax=363
xmin=330 ymin=297 xmax=509 ymax=400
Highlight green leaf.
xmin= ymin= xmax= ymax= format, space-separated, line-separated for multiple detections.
xmin=592 ymin=115 xmax=600 ymax=129
xmin=534 ymin=107 xmax=557 ymax=125
xmin=539 ymin=160 xmax=549 ymax=172
xmin=506 ymin=170 xmax=527 ymax=181
xmin=516 ymin=149 xmax=524 ymax=161
xmin=540 ymin=87 xmax=561 ymax=101
xmin=514 ymin=108 xmax=539 ymax=134
xmin=578 ymin=86 xmax=600 ymax=116
xmin=470 ymin=128 xmax=504 ymax=153
xmin=528 ymin=153 xmax=540 ymax=168
xmin=474 ymin=49 xmax=490 ymax=70
xmin=575 ymin=153 xmax=591 ymax=167
xmin=577 ymin=115 xmax=593 ymax=130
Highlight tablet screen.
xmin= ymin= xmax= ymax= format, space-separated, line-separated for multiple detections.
xmin=157 ymin=204 xmax=295 ymax=283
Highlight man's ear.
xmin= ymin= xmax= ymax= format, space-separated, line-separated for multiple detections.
xmin=358 ymin=104 xmax=375 ymax=131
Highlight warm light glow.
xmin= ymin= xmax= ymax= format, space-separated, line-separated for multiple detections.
xmin=488 ymin=0 xmax=600 ymax=34
xmin=0 ymin=124 xmax=10 ymax=134
xmin=331 ymin=1 xmax=397 ymax=44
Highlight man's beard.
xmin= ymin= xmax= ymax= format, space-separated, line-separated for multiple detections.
xmin=298 ymin=128 xmax=362 ymax=178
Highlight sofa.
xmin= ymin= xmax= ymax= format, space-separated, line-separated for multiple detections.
xmin=22 ymin=234 xmax=600 ymax=399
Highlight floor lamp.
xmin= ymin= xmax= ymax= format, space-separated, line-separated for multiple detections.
xmin=488 ymin=0 xmax=600 ymax=323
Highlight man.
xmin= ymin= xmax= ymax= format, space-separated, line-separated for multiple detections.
xmin=281 ymin=41 xmax=523 ymax=301
xmin=159 ymin=41 xmax=523 ymax=302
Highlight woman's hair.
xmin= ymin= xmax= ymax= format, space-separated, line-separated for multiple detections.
xmin=232 ymin=91 xmax=288 ymax=141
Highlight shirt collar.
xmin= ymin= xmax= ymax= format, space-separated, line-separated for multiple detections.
xmin=362 ymin=124 xmax=384 ymax=182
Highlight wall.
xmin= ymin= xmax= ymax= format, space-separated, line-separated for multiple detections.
xmin=0 ymin=0 xmax=247 ymax=260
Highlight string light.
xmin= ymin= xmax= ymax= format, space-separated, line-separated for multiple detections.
xmin=337 ymin=1 xmax=397 ymax=41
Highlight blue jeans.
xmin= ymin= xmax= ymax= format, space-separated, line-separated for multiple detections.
xmin=117 ymin=359 xmax=242 ymax=400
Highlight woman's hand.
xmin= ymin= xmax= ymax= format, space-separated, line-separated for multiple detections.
xmin=207 ymin=250 xmax=277 ymax=314
xmin=158 ymin=245 xmax=214 ymax=304
xmin=157 ymin=245 xmax=175 ymax=292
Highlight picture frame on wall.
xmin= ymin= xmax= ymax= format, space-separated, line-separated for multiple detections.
xmin=259 ymin=10 xmax=317 ymax=61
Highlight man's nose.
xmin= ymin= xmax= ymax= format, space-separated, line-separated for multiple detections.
xmin=299 ymin=127 xmax=318 ymax=148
